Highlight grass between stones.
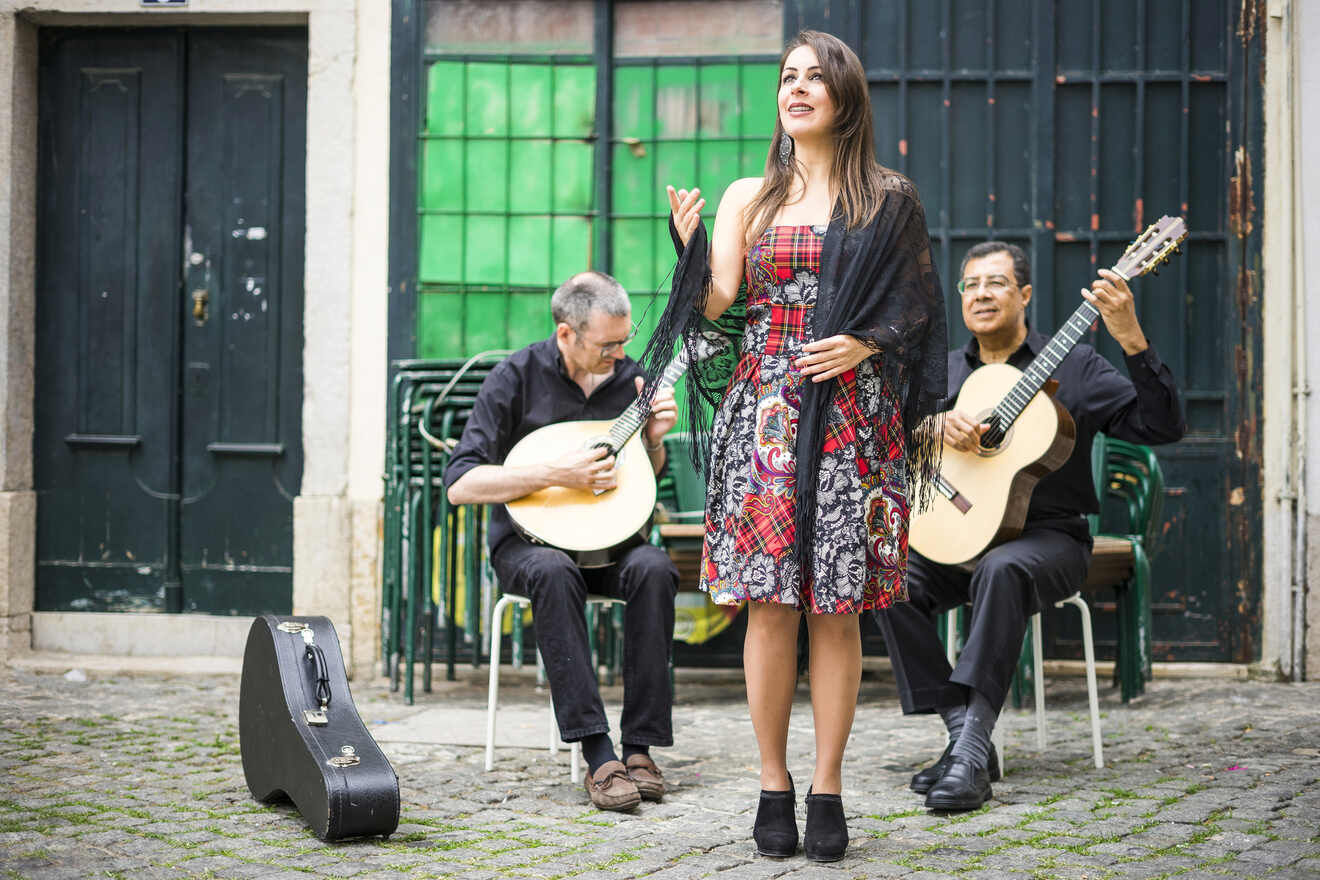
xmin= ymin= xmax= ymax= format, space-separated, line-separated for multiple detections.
xmin=866 ymin=807 xmax=924 ymax=822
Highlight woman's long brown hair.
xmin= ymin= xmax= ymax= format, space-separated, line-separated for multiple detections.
xmin=742 ymin=31 xmax=888 ymax=248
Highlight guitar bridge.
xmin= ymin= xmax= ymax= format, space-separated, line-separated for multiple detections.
xmin=935 ymin=476 xmax=973 ymax=514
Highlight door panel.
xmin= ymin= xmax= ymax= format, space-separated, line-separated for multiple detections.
xmin=35 ymin=28 xmax=306 ymax=616
xmin=35 ymin=32 xmax=185 ymax=611
xmin=181 ymin=32 xmax=307 ymax=614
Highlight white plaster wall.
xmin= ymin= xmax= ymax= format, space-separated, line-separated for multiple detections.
xmin=0 ymin=14 xmax=36 ymax=658
xmin=347 ymin=0 xmax=390 ymax=676
xmin=1262 ymin=0 xmax=1314 ymax=681
xmin=1300 ymin=0 xmax=1320 ymax=680
xmin=290 ymin=3 xmax=357 ymax=645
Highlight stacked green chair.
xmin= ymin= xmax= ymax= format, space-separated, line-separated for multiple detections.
xmin=1094 ymin=436 xmax=1163 ymax=694
xmin=1003 ymin=434 xmax=1162 ymax=708
xmin=941 ymin=434 xmax=1166 ymax=772
xmin=382 ymin=352 xmax=510 ymax=704
xmin=388 ymin=350 xmax=636 ymax=706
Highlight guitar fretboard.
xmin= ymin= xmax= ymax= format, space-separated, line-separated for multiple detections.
xmin=992 ymin=300 xmax=1101 ymax=429
xmin=603 ymin=355 xmax=689 ymax=452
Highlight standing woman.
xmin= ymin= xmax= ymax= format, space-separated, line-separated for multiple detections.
xmin=642 ymin=31 xmax=947 ymax=861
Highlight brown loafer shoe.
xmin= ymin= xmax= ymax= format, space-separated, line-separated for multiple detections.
xmin=584 ymin=760 xmax=641 ymax=812
xmin=625 ymin=754 xmax=665 ymax=802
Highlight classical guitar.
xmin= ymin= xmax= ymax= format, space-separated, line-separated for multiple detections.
xmin=504 ymin=335 xmax=718 ymax=567
xmin=909 ymin=216 xmax=1187 ymax=565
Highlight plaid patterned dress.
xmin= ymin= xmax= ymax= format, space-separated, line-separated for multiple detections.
xmin=699 ymin=224 xmax=911 ymax=614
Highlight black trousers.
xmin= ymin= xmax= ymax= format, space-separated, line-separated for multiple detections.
xmin=491 ymin=536 xmax=678 ymax=746
xmin=874 ymin=527 xmax=1091 ymax=716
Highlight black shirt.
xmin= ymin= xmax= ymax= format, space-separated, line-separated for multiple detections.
xmin=948 ymin=328 xmax=1186 ymax=542
xmin=442 ymin=336 xmax=651 ymax=555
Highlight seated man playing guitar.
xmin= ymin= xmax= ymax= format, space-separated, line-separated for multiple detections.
xmin=444 ymin=271 xmax=679 ymax=813
xmin=874 ymin=241 xmax=1185 ymax=811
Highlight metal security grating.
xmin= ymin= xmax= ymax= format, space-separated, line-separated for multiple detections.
xmin=417 ymin=56 xmax=597 ymax=357
xmin=795 ymin=0 xmax=1253 ymax=663
xmin=864 ymin=0 xmax=1042 ymax=349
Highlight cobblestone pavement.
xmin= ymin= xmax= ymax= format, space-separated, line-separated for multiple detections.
xmin=1 ymin=663 xmax=1318 ymax=879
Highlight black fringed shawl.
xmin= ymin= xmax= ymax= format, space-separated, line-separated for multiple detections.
xmin=641 ymin=174 xmax=948 ymax=577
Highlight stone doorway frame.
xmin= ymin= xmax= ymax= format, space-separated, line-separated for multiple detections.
xmin=0 ymin=2 xmax=388 ymax=677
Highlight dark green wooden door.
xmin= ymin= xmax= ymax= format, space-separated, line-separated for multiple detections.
xmin=35 ymin=29 xmax=306 ymax=616
xmin=785 ymin=0 xmax=1262 ymax=663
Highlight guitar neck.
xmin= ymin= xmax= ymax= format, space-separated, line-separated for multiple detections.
xmin=604 ymin=357 xmax=688 ymax=450
xmin=993 ymin=299 xmax=1101 ymax=428
xmin=979 ymin=214 xmax=1186 ymax=435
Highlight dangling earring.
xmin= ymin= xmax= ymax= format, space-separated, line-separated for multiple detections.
xmin=778 ymin=133 xmax=794 ymax=167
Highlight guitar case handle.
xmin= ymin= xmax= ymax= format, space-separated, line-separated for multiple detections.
xmin=305 ymin=644 xmax=332 ymax=711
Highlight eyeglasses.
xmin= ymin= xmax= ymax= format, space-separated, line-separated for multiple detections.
xmin=957 ymin=275 xmax=1016 ymax=296
xmin=578 ymin=322 xmax=639 ymax=358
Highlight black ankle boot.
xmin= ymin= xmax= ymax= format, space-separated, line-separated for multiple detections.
xmin=804 ymin=789 xmax=848 ymax=862
xmin=752 ymin=775 xmax=798 ymax=858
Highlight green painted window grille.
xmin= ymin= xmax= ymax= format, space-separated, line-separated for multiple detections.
xmin=418 ymin=57 xmax=597 ymax=358
xmin=611 ymin=58 xmax=780 ymax=360
xmin=416 ymin=55 xmax=777 ymax=361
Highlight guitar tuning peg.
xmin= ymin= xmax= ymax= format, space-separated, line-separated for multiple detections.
xmin=1152 ymin=267 xmax=1160 ymax=276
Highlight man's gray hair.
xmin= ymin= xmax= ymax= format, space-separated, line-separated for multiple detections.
xmin=551 ymin=271 xmax=630 ymax=331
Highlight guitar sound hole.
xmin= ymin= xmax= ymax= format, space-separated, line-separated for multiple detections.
xmin=974 ymin=412 xmax=1013 ymax=457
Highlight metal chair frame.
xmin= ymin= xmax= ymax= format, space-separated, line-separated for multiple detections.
xmin=485 ymin=591 xmax=627 ymax=783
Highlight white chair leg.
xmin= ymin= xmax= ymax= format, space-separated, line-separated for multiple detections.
xmin=945 ymin=608 xmax=958 ymax=667
xmin=540 ymin=651 xmax=558 ymax=758
xmin=1032 ymin=612 xmax=1046 ymax=750
xmin=571 ymin=741 xmax=582 ymax=784
xmin=1059 ymin=593 xmax=1104 ymax=768
xmin=991 ymin=717 xmax=1006 ymax=774
xmin=485 ymin=595 xmax=514 ymax=772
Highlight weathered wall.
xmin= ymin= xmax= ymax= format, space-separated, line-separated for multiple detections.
xmin=1263 ymin=0 xmax=1312 ymax=681
xmin=0 ymin=13 xmax=36 ymax=659
xmin=1300 ymin=0 xmax=1320 ymax=681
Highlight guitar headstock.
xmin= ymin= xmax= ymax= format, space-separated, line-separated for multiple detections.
xmin=1113 ymin=215 xmax=1188 ymax=280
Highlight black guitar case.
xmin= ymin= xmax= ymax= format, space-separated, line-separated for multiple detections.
xmin=239 ymin=615 xmax=400 ymax=841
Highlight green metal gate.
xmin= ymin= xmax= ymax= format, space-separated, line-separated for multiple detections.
xmin=786 ymin=0 xmax=1264 ymax=663
xmin=391 ymin=0 xmax=1264 ymax=663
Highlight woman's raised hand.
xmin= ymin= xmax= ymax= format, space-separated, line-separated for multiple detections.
xmin=667 ymin=185 xmax=706 ymax=248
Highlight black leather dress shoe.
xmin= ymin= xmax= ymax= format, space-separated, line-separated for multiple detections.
xmin=910 ymin=743 xmax=1001 ymax=794
xmin=923 ymin=757 xmax=992 ymax=811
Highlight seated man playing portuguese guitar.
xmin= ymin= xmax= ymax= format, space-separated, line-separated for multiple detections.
xmin=444 ymin=271 xmax=679 ymax=813
xmin=874 ymin=240 xmax=1186 ymax=812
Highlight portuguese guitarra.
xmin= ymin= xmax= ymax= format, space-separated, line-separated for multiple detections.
xmin=504 ymin=335 xmax=719 ymax=566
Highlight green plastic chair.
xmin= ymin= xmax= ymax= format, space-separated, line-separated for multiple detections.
xmin=1090 ymin=433 xmax=1162 ymax=696
xmin=1005 ymin=433 xmax=1163 ymax=717
xmin=382 ymin=352 xmax=509 ymax=704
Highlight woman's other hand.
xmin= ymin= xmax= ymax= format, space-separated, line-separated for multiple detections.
xmin=794 ymin=334 xmax=873 ymax=383
xmin=667 ymin=185 xmax=705 ymax=248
